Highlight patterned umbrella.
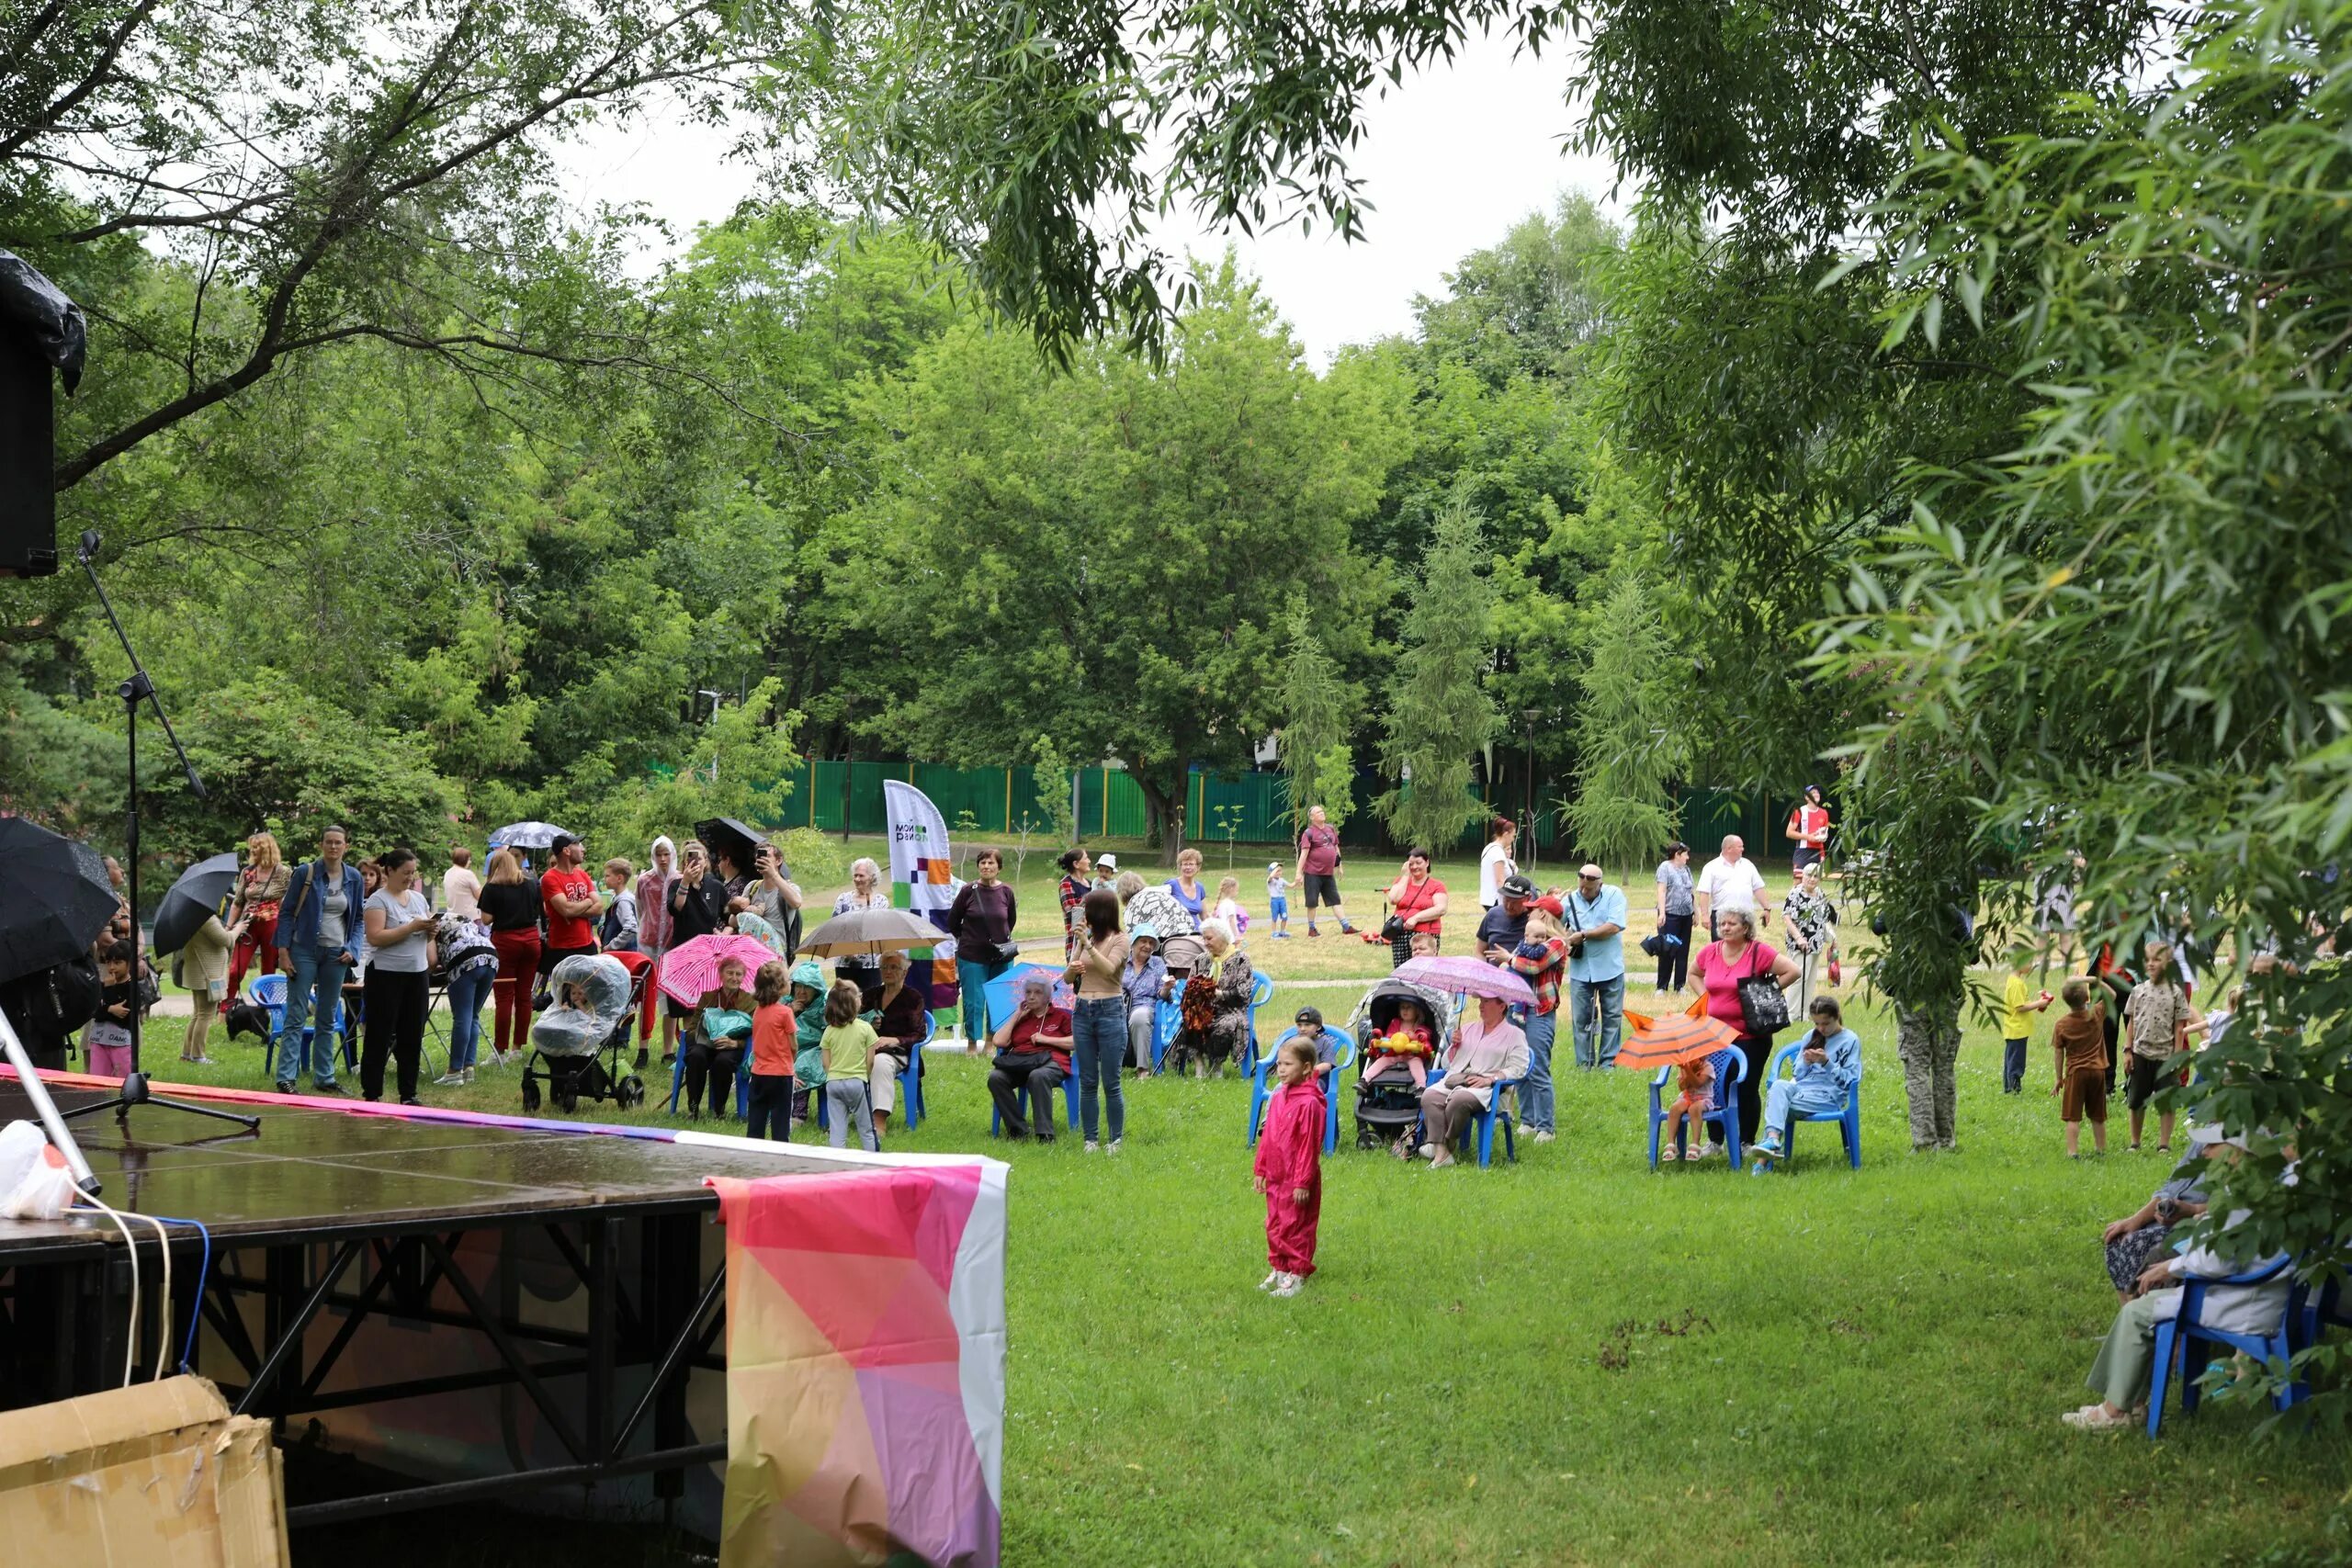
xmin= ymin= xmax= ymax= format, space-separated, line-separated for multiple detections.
xmin=1614 ymin=998 xmax=1742 ymax=1070
xmin=656 ymin=932 xmax=785 ymax=1006
xmin=1391 ymin=954 xmax=1535 ymax=1006
xmin=1121 ymin=886 xmax=1195 ymax=938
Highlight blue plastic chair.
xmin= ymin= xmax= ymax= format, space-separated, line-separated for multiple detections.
xmin=664 ymin=1041 xmax=750 ymax=1120
xmin=1150 ymin=998 xmax=1182 ymax=1072
xmin=1757 ymin=1043 xmax=1862 ymax=1171
xmin=257 ymin=976 xmax=352 ymax=1080
xmin=2147 ymin=1256 xmax=2303 ymax=1436
xmin=1647 ymin=1048 xmax=1747 ymax=1170
xmin=1422 ymin=1060 xmax=1523 ymax=1168
xmin=987 ymin=1061 xmax=1080 ymax=1137
xmin=1235 ymin=972 xmax=1276 ymax=1075
xmin=1246 ymin=1027 xmax=1357 ymax=1154
xmin=820 ymin=1010 xmax=933 ymax=1134
xmin=247 ymin=975 xmax=287 ymax=1036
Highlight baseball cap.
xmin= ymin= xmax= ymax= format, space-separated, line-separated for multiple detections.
xmin=1533 ymin=896 xmax=1565 ymax=919
xmin=550 ymin=832 xmax=580 ymax=855
xmin=1499 ymin=874 xmax=1536 ymax=901
xmin=1295 ymin=1006 xmax=1324 ymax=1027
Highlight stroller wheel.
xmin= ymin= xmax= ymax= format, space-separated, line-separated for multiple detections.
xmin=554 ymin=1077 xmax=578 ymax=1113
xmin=616 ymin=1075 xmax=645 ymax=1110
xmin=520 ymin=1073 xmax=541 ymax=1112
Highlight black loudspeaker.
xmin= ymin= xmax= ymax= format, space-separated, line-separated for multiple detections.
xmin=0 ymin=330 xmax=59 ymax=578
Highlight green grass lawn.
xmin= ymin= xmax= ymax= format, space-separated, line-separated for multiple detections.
xmin=135 ymin=847 xmax=2350 ymax=1564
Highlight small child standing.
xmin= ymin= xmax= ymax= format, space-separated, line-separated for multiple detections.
xmin=2002 ymin=951 xmax=2056 ymax=1093
xmin=1266 ymin=863 xmax=1291 ymax=939
xmin=85 ymin=941 xmax=139 ymax=1077
xmin=1658 ymin=1054 xmax=1717 ymax=1161
xmin=745 ymin=961 xmax=797 ymax=1142
xmin=820 ymin=979 xmax=880 ymax=1152
xmin=1251 ymin=1037 xmax=1324 ymax=1298
xmin=2051 ymin=977 xmax=2109 ymax=1158
xmin=1361 ymin=996 xmax=1436 ymax=1089
xmin=1213 ymin=876 xmax=1249 ymax=937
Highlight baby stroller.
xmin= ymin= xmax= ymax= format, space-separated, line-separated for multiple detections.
xmin=1348 ymin=975 xmax=1453 ymax=1152
xmin=520 ymin=953 xmax=647 ymax=1113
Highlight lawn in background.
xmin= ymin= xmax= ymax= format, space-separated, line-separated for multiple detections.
xmin=127 ymin=847 xmax=2351 ymax=1564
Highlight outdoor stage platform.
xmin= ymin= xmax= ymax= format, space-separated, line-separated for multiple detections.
xmin=0 ymin=1072 xmax=903 ymax=1539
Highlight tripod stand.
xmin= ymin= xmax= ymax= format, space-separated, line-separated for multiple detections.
xmin=71 ymin=530 xmax=259 ymax=1136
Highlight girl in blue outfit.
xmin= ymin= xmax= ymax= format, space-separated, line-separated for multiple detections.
xmin=1747 ymin=994 xmax=1861 ymax=1168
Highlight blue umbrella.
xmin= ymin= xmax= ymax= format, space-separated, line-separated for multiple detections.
xmin=489 ymin=820 xmax=570 ymax=852
xmin=983 ymin=963 xmax=1072 ymax=1022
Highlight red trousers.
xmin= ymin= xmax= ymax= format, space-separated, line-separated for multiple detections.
xmin=492 ymin=929 xmax=541 ymax=1057
xmin=226 ymin=911 xmax=279 ymax=1007
xmin=639 ymin=952 xmax=663 ymax=1043
xmin=1263 ymin=1179 xmax=1321 ymax=1279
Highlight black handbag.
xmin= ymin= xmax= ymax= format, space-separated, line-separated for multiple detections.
xmin=1734 ymin=945 xmax=1791 ymax=1034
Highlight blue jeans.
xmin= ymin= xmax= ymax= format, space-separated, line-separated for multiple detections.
xmin=1071 ymin=996 xmax=1126 ymax=1143
xmin=1572 ymin=974 xmax=1625 ymax=1068
xmin=957 ymin=957 xmax=1011 ymax=1044
xmin=2002 ymin=1036 xmax=2028 ymax=1093
xmin=275 ymin=946 xmax=349 ymax=1087
xmin=445 ymin=961 xmax=495 ymax=1073
xmin=1518 ymin=1007 xmax=1557 ymax=1131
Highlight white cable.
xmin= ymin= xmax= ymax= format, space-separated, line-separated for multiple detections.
xmin=130 ymin=1209 xmax=172 ymax=1383
xmin=73 ymin=1193 xmax=140 ymax=1386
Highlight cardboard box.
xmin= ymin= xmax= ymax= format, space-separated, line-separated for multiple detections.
xmin=0 ymin=1375 xmax=288 ymax=1566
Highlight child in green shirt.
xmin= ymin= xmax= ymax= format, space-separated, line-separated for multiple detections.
xmin=820 ymin=979 xmax=880 ymax=1152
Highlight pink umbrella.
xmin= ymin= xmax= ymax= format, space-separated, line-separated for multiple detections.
xmin=1391 ymin=954 xmax=1536 ymax=1006
xmin=658 ymin=932 xmax=784 ymax=1007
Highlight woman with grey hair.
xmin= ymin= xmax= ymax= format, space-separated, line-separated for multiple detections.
xmin=832 ymin=856 xmax=892 ymax=1007
xmin=1172 ymin=917 xmax=1255 ymax=1076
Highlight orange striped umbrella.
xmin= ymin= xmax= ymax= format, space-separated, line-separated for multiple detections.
xmin=1614 ymin=996 xmax=1741 ymax=1070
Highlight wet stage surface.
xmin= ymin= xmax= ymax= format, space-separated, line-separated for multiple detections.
xmin=0 ymin=1079 xmax=835 ymax=1259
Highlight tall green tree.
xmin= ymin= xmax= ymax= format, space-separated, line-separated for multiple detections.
xmin=1274 ymin=605 xmax=1359 ymax=835
xmin=1375 ymin=502 xmax=1497 ymax=853
xmin=847 ymin=259 xmax=1399 ymax=861
xmin=1560 ymin=573 xmax=1681 ymax=873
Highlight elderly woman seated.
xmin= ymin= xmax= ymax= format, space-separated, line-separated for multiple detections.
xmin=987 ymin=971 xmax=1073 ymax=1142
xmin=1122 ymin=923 xmax=1170 ymax=1074
xmin=2062 ymin=1125 xmax=2293 ymax=1430
xmin=1417 ymin=995 xmax=1529 ymax=1168
xmin=1171 ymin=918 xmax=1254 ymax=1077
xmin=865 ymin=951 xmax=930 ymax=1140
xmin=2099 ymin=1144 xmax=2223 ymax=1303
xmin=1745 ymin=995 xmax=1863 ymax=1168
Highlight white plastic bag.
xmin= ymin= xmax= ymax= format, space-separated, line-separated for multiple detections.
xmin=0 ymin=1120 xmax=77 ymax=1220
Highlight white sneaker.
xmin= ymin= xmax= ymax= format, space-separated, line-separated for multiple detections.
xmin=1259 ymin=1269 xmax=1281 ymax=1291
xmin=1690 ymin=1141 xmax=1723 ymax=1160
xmin=1270 ymin=1273 xmax=1304 ymax=1298
xmin=1107 ymin=1139 xmax=1122 ymax=1154
xmin=1083 ymin=1140 xmax=1101 ymax=1154
xmin=432 ymin=1072 xmax=466 ymax=1088
xmin=462 ymin=1066 xmax=475 ymax=1085
xmin=1532 ymin=1130 xmax=1555 ymax=1145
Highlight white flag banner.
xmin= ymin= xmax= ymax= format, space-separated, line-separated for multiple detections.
xmin=885 ymin=779 xmax=964 ymax=1010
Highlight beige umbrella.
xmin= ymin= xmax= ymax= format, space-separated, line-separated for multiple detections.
xmin=797 ymin=905 xmax=949 ymax=958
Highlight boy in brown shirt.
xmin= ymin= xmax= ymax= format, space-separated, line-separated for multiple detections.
xmin=2050 ymin=977 xmax=2109 ymax=1158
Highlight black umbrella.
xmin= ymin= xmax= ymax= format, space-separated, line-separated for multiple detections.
xmin=695 ymin=817 xmax=782 ymax=877
xmin=0 ymin=818 xmax=119 ymax=985
xmin=152 ymin=851 xmax=243 ymax=956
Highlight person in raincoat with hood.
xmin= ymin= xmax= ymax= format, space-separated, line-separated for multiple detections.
xmin=790 ymin=959 xmax=828 ymax=1129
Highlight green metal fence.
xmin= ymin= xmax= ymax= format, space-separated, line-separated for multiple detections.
xmin=767 ymin=757 xmax=1797 ymax=856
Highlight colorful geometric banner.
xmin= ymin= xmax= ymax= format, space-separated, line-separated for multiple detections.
xmin=707 ymin=1162 xmax=1006 ymax=1568
xmin=885 ymin=779 xmax=964 ymax=1016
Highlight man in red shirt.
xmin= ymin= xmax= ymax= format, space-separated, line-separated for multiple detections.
xmin=1292 ymin=804 xmax=1358 ymax=939
xmin=538 ymin=833 xmax=602 ymax=980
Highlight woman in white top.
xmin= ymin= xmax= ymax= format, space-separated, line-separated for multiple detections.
xmin=1477 ymin=817 xmax=1519 ymax=909
xmin=831 ymin=857 xmax=893 ymax=1005
xmin=362 ymin=847 xmax=438 ymax=1105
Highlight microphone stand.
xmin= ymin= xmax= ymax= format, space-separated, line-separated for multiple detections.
xmin=68 ymin=530 xmax=259 ymax=1136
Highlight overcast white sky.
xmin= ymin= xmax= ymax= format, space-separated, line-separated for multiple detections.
xmin=562 ymin=28 xmax=1625 ymax=365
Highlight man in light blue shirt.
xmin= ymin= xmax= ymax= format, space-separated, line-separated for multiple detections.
xmin=1564 ymin=863 xmax=1628 ymax=1068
